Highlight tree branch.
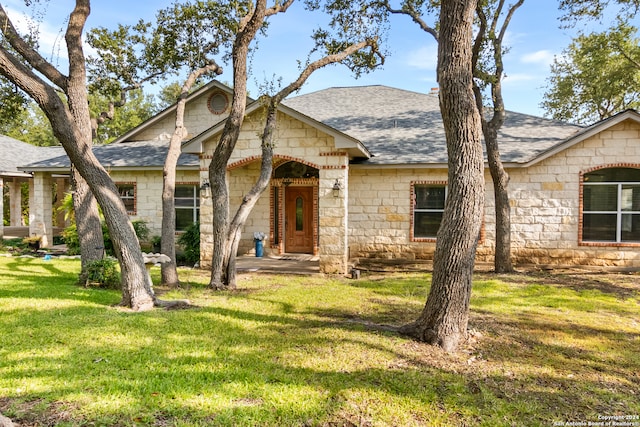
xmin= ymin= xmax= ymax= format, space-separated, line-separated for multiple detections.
xmin=382 ymin=0 xmax=438 ymax=41
xmin=275 ymin=39 xmax=381 ymax=104
xmin=266 ymin=0 xmax=295 ymax=16
xmin=0 ymin=5 xmax=68 ymax=90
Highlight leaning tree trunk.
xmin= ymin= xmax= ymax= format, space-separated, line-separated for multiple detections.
xmin=209 ymin=2 xmax=268 ymax=290
xmin=224 ymin=104 xmax=276 ymax=288
xmin=400 ymin=0 xmax=484 ymax=353
xmin=160 ymin=140 xmax=180 ymax=287
xmin=70 ymin=166 xmax=104 ymax=282
xmin=0 ymin=1 xmax=155 ymax=310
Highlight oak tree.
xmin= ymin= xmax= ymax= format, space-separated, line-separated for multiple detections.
xmin=391 ymin=0 xmax=485 ymax=352
xmin=542 ymin=22 xmax=640 ymax=124
xmin=208 ymin=0 xmax=385 ymax=289
xmin=87 ymin=1 xmax=234 ymax=286
xmin=0 ymin=1 xmax=156 ymax=310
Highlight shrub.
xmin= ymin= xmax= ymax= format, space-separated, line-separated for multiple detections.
xmin=102 ymin=219 xmax=150 ymax=256
xmin=84 ymin=258 xmax=120 ymax=289
xmin=178 ymin=221 xmax=200 ymax=265
xmin=62 ymin=224 xmax=81 ymax=255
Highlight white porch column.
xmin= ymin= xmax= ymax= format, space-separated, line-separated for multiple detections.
xmin=0 ymin=177 xmax=4 ymax=239
xmin=318 ymin=157 xmax=349 ymax=275
xmin=29 ymin=172 xmax=53 ymax=248
xmin=9 ymin=178 xmax=23 ymax=226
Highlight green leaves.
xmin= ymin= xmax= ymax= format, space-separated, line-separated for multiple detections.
xmin=542 ymin=22 xmax=640 ymax=124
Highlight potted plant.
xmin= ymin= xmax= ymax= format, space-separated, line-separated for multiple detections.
xmin=22 ymin=235 xmax=42 ymax=251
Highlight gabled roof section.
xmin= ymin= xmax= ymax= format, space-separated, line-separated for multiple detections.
xmin=182 ymin=98 xmax=372 ymax=159
xmin=19 ymin=139 xmax=198 ymax=173
xmin=111 ymin=80 xmax=245 ymax=144
xmin=282 ymin=85 xmax=583 ymax=165
xmin=523 ymin=109 xmax=640 ymax=167
xmin=0 ymin=135 xmax=64 ymax=178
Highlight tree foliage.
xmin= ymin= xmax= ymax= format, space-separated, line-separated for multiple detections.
xmin=558 ymin=0 xmax=639 ymax=23
xmin=89 ymin=89 xmax=157 ymax=143
xmin=542 ymin=22 xmax=640 ymax=124
xmin=0 ymin=1 xmax=156 ymax=310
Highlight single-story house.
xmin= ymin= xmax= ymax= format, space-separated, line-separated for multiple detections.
xmin=14 ymin=80 xmax=640 ymax=272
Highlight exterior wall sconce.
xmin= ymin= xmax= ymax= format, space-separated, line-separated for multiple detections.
xmin=332 ymin=178 xmax=342 ymax=197
xmin=200 ymin=180 xmax=211 ymax=198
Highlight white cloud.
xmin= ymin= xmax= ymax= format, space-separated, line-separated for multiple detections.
xmin=5 ymin=6 xmax=69 ymax=62
xmin=520 ymin=50 xmax=555 ymax=66
xmin=501 ymin=73 xmax=537 ymax=86
xmin=405 ymin=45 xmax=438 ymax=71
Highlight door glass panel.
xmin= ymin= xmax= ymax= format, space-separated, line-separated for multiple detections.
xmin=296 ymin=197 xmax=303 ymax=231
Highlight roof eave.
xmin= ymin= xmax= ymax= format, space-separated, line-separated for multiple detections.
xmin=112 ymin=81 xmax=243 ymax=144
xmin=521 ymin=110 xmax=639 ymax=168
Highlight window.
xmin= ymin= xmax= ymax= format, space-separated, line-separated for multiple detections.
xmin=582 ymin=168 xmax=640 ymax=243
xmin=116 ymin=183 xmax=136 ymax=215
xmin=207 ymin=91 xmax=228 ymax=115
xmin=412 ymin=183 xmax=446 ymax=239
xmin=175 ymin=184 xmax=200 ymax=231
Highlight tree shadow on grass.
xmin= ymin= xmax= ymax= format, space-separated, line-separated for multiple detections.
xmin=2 ymin=270 xmax=639 ymax=426
xmin=476 ymin=270 xmax=640 ymax=300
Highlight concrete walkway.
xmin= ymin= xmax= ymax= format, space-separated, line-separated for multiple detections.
xmin=236 ymin=254 xmax=320 ymax=275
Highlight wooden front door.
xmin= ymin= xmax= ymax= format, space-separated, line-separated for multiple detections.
xmin=285 ymin=186 xmax=314 ymax=253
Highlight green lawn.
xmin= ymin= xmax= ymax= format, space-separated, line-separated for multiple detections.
xmin=0 ymin=256 xmax=638 ymax=426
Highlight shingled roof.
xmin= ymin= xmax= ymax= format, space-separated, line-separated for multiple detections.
xmin=0 ymin=135 xmax=64 ymax=177
xmin=283 ymin=85 xmax=583 ymax=165
xmin=21 ymin=139 xmax=198 ymax=171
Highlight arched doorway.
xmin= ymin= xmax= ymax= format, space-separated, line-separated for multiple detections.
xmin=271 ymin=160 xmax=319 ymax=254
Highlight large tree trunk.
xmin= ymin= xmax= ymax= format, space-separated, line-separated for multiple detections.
xmin=162 ymin=65 xmax=221 ymax=287
xmin=70 ymin=166 xmax=104 ymax=282
xmin=0 ymin=2 xmax=155 ymax=310
xmin=471 ymin=0 xmax=522 ymax=274
xmin=400 ymin=0 xmax=484 ymax=353
xmin=209 ymin=2 xmax=268 ymax=290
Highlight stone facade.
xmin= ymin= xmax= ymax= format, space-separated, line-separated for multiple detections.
xmin=132 ymin=90 xmax=230 ymax=143
xmin=23 ymin=84 xmax=639 ymax=271
xmin=505 ymin=120 xmax=640 ymax=268
xmin=194 ymin=110 xmax=640 ymax=272
xmin=109 ymin=170 xmax=200 ymax=238
xmin=198 ymin=110 xmax=352 ymax=274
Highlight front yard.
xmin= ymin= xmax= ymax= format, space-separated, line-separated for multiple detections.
xmin=0 ymin=256 xmax=638 ymax=426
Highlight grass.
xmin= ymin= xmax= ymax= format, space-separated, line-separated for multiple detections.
xmin=0 ymin=257 xmax=639 ymax=426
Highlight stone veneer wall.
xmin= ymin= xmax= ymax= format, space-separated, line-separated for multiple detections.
xmin=348 ymin=167 xmax=494 ymax=261
xmin=133 ymin=91 xmax=229 ymax=142
xmin=109 ymin=170 xmax=200 ymax=238
xmin=199 ymin=111 xmax=351 ymax=273
xmin=349 ymin=121 xmax=640 ymax=269
xmin=506 ymin=120 xmax=640 ymax=268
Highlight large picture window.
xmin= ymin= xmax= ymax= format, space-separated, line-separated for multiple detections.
xmin=116 ymin=183 xmax=136 ymax=215
xmin=582 ymin=168 xmax=640 ymax=243
xmin=175 ymin=184 xmax=200 ymax=231
xmin=412 ymin=183 xmax=446 ymax=239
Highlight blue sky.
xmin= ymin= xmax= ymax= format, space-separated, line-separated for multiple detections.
xmin=3 ymin=0 xmax=633 ymax=118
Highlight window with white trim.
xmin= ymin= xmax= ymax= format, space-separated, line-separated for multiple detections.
xmin=175 ymin=184 xmax=200 ymax=231
xmin=582 ymin=168 xmax=640 ymax=243
xmin=413 ymin=183 xmax=446 ymax=239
